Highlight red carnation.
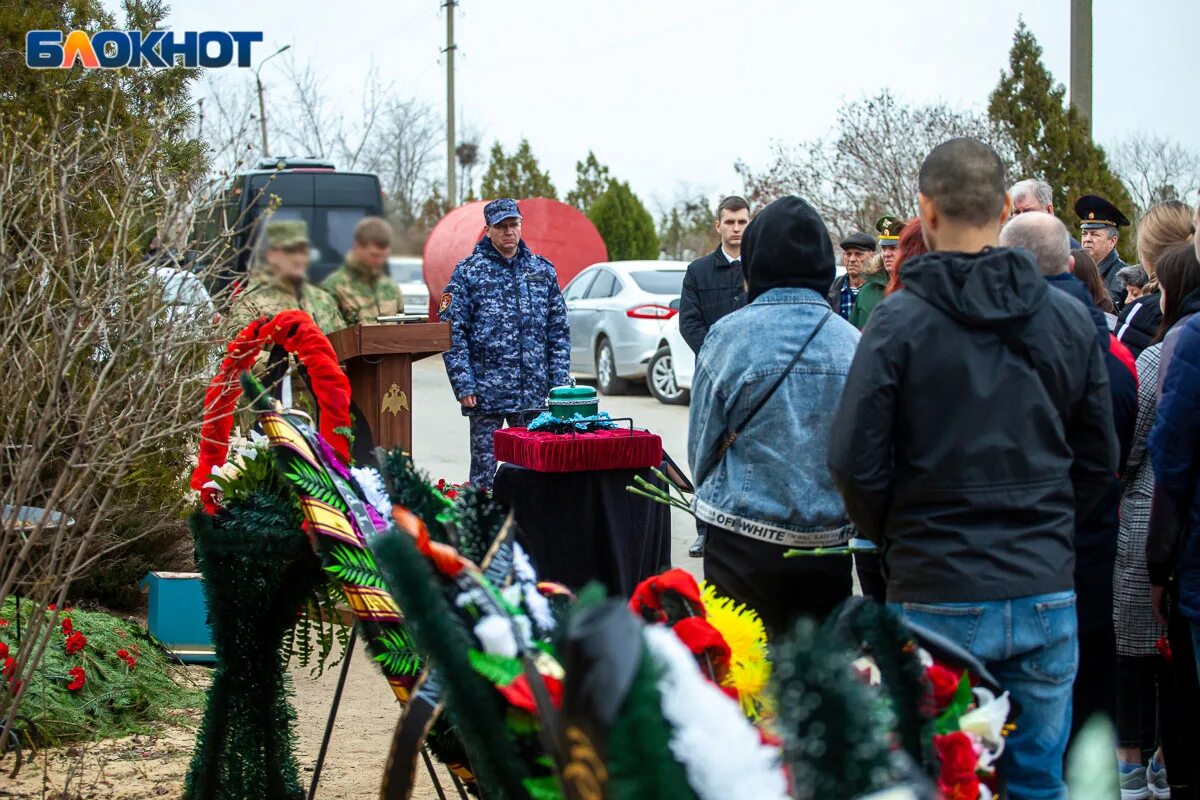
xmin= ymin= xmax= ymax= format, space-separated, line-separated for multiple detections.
xmin=0 ymin=642 xmax=8 ymax=660
xmin=61 ymin=617 xmax=73 ymax=635
xmin=0 ymin=618 xmax=9 ymax=627
xmin=64 ymin=631 xmax=87 ymax=655
xmin=117 ymin=648 xmax=130 ymax=659
xmin=66 ymin=666 xmax=86 ymax=691
xmin=2 ymin=656 xmax=15 ymax=680
xmin=125 ymin=655 xmax=137 ymax=669
xmin=46 ymin=603 xmax=56 ymax=611
xmin=1156 ymin=635 xmax=1173 ymax=663
xmin=926 ymin=663 xmax=964 ymax=711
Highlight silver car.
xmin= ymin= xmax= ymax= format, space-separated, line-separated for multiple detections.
xmin=386 ymin=256 xmax=431 ymax=316
xmin=563 ymin=260 xmax=689 ymax=395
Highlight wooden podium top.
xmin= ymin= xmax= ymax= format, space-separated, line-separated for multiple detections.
xmin=327 ymin=322 xmax=451 ymax=362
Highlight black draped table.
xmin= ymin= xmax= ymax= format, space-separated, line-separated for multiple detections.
xmin=492 ymin=462 xmax=673 ymax=597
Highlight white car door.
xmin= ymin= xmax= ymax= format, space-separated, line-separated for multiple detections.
xmin=562 ymin=270 xmax=598 ymax=372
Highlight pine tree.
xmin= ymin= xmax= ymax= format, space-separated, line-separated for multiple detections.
xmin=588 ymin=181 xmax=659 ymax=261
xmin=479 ymin=139 xmax=558 ymax=200
xmin=988 ymin=21 xmax=1136 ymax=260
xmin=566 ymin=151 xmax=611 ymax=214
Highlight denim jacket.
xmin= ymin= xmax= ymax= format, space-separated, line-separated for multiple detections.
xmin=687 ymin=287 xmax=860 ymax=548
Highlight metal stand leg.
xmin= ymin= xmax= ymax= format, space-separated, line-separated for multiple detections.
xmin=420 ymin=746 xmax=448 ymax=800
xmin=448 ymin=770 xmax=469 ymax=799
xmin=306 ymin=623 xmax=358 ymax=800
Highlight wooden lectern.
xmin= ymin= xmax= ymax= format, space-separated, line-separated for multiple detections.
xmin=326 ymin=323 xmax=451 ymax=454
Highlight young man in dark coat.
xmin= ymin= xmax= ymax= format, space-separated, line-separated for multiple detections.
xmin=829 ymin=138 xmax=1117 ymax=797
xmin=679 ymin=195 xmax=751 ymax=556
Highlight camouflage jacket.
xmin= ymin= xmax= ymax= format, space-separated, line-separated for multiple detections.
xmin=441 ymin=238 xmax=570 ymax=414
xmin=321 ymin=256 xmax=404 ymax=326
xmin=227 ymin=270 xmax=347 ymax=334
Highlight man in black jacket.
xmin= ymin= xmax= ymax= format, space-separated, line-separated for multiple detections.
xmin=829 ymin=138 xmax=1118 ymax=798
xmin=679 ymin=196 xmax=751 ymax=354
xmin=680 ymin=196 xmax=751 ymax=556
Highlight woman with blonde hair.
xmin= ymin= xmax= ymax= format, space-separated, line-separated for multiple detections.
xmin=1116 ymin=200 xmax=1196 ymax=358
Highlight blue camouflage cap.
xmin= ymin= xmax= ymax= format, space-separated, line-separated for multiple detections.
xmin=484 ymin=198 xmax=522 ymax=226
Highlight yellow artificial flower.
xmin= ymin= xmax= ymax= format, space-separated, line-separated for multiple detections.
xmin=699 ymin=582 xmax=773 ymax=720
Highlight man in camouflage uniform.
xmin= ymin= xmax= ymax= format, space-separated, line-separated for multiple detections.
xmin=228 ymin=219 xmax=346 ymax=333
xmin=322 ymin=216 xmax=405 ymax=325
xmin=441 ymin=199 xmax=571 ymax=488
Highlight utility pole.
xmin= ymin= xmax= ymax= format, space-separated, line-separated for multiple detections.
xmin=444 ymin=0 xmax=457 ymax=208
xmin=254 ymin=44 xmax=292 ymax=157
xmin=1069 ymin=0 xmax=1093 ymax=137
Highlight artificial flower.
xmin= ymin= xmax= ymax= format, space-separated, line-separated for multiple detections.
xmin=2 ymin=656 xmax=14 ymax=679
xmin=350 ymin=465 xmax=393 ymax=519
xmin=46 ymin=603 xmax=56 ymax=611
xmin=0 ymin=619 xmax=8 ymax=627
xmin=117 ymin=648 xmax=130 ymax=659
xmin=1156 ymin=635 xmax=1173 ymax=662
xmin=927 ymin=663 xmax=963 ymax=711
xmin=934 ymin=731 xmax=978 ymax=784
xmin=66 ymin=666 xmax=86 ymax=691
xmin=64 ymin=631 xmax=87 ymax=654
xmin=496 ymin=672 xmax=563 ymax=713
xmin=0 ymin=642 xmax=8 ymax=660
xmin=473 ymin=615 xmax=518 ymax=659
xmin=61 ymin=617 xmax=73 ymax=635
xmin=629 ymin=568 xmax=705 ymax=624
xmin=959 ymin=689 xmax=1011 ymax=751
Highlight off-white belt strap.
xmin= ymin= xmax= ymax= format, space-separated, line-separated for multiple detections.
xmin=693 ymin=497 xmax=851 ymax=549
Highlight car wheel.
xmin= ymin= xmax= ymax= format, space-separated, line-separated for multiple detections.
xmin=595 ymin=337 xmax=628 ymax=395
xmin=647 ymin=346 xmax=689 ymax=405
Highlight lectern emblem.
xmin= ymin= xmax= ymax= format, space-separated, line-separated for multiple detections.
xmin=382 ymin=384 xmax=409 ymax=416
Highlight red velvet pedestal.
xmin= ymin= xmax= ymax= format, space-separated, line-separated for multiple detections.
xmin=493 ymin=427 xmax=663 ymax=473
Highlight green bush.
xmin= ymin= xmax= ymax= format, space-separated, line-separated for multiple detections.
xmin=0 ymin=597 xmax=203 ymax=746
xmin=589 ymin=180 xmax=660 ymax=261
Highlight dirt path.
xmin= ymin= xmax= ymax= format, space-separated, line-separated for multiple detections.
xmin=1 ymin=643 xmax=454 ymax=799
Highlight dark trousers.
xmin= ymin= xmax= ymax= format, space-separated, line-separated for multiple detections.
xmin=467 ymin=413 xmax=523 ymax=489
xmin=855 ymin=551 xmax=887 ymax=603
xmin=1116 ymin=654 xmax=1172 ymax=753
xmin=1071 ymin=623 xmax=1117 ymax=742
xmin=703 ymin=524 xmax=852 ymax=640
xmin=1162 ymin=591 xmax=1200 ymax=799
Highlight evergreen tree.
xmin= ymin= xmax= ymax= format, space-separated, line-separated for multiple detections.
xmin=988 ymin=21 xmax=1136 ymax=260
xmin=478 ymin=139 xmax=557 ymax=200
xmin=566 ymin=151 xmax=611 ymax=214
xmin=588 ymin=181 xmax=659 ymax=261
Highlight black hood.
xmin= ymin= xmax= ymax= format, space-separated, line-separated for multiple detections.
xmin=900 ymin=247 xmax=1048 ymax=327
xmin=742 ymin=196 xmax=835 ymax=302
xmin=1045 ymin=272 xmax=1110 ymax=350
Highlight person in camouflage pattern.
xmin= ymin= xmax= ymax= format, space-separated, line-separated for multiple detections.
xmin=441 ymin=199 xmax=571 ymax=488
xmin=227 ymin=219 xmax=346 ymax=333
xmin=322 ymin=216 xmax=405 ymax=325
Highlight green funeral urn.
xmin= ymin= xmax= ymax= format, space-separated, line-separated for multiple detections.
xmin=547 ymin=382 xmax=598 ymax=419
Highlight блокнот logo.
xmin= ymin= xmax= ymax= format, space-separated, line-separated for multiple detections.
xmin=26 ymin=30 xmax=264 ymax=69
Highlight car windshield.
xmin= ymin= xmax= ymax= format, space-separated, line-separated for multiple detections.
xmin=389 ymin=261 xmax=424 ymax=283
xmin=629 ymin=270 xmax=685 ymax=295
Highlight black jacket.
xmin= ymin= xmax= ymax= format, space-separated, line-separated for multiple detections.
xmin=1115 ymin=293 xmax=1162 ymax=359
xmin=679 ymin=246 xmax=746 ymax=353
xmin=1097 ymin=249 xmax=1129 ymax=312
xmin=828 ymin=247 xmax=1118 ymax=603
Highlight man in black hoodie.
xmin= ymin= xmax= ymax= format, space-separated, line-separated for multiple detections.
xmin=829 ymin=138 xmax=1118 ymax=799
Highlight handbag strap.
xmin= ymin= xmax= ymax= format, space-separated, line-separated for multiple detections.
xmin=712 ymin=310 xmax=833 ymax=462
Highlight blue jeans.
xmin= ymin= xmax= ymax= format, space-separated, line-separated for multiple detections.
xmin=891 ymin=591 xmax=1078 ymax=800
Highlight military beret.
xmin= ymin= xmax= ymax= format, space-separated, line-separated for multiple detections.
xmin=264 ymin=219 xmax=309 ymax=249
xmin=1074 ymin=194 xmax=1130 ymax=229
xmin=839 ymin=232 xmax=877 ymax=252
xmin=484 ymin=198 xmax=522 ymax=226
xmin=876 ymin=215 xmax=902 ymax=246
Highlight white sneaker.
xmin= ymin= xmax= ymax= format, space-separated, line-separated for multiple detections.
xmin=1121 ymin=765 xmax=1150 ymax=800
xmin=1147 ymin=759 xmax=1170 ymax=799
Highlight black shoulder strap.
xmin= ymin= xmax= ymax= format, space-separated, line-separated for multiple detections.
xmin=710 ymin=310 xmax=833 ymax=464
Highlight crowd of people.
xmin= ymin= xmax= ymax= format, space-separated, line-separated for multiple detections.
xmin=680 ymin=138 xmax=1200 ymax=799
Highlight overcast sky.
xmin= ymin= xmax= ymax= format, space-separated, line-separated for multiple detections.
xmin=150 ymin=0 xmax=1197 ymax=210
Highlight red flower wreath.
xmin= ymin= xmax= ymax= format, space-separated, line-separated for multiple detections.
xmin=190 ymin=310 xmax=352 ymax=514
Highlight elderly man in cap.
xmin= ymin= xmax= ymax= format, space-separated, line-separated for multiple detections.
xmin=441 ymin=198 xmax=571 ymax=489
xmin=228 ymin=219 xmax=345 ymax=333
xmin=1076 ymin=194 xmax=1132 ymax=311
xmin=828 ymin=231 xmax=876 ymax=320
xmin=322 ymin=216 xmax=404 ymax=326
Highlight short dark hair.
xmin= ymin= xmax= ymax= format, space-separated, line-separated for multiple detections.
xmin=354 ymin=216 xmax=393 ymax=247
xmin=717 ymin=195 xmax=750 ymax=220
xmin=918 ymin=137 xmax=1007 ymax=226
